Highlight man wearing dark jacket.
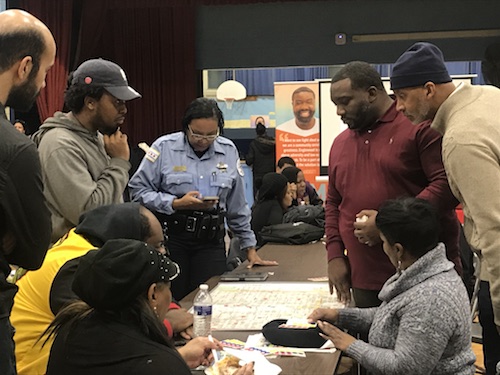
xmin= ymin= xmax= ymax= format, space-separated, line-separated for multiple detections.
xmin=246 ymin=122 xmax=276 ymax=196
xmin=0 ymin=9 xmax=55 ymax=374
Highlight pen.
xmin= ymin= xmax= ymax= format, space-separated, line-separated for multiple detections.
xmin=208 ymin=334 xmax=220 ymax=363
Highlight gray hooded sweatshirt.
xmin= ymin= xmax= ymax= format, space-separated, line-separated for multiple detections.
xmin=33 ymin=112 xmax=130 ymax=243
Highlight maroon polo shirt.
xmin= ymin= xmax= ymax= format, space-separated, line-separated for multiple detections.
xmin=325 ymin=102 xmax=461 ymax=290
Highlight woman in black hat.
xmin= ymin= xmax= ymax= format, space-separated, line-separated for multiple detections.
xmin=44 ymin=239 xmax=254 ymax=375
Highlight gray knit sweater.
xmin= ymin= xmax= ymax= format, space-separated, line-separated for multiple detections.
xmin=338 ymin=243 xmax=475 ymax=374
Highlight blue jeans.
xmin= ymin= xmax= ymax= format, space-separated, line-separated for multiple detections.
xmin=479 ymin=281 xmax=500 ymax=375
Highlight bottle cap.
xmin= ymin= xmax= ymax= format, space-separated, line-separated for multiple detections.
xmin=200 ymin=284 xmax=208 ymax=290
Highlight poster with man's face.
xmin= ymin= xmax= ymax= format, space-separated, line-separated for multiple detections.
xmin=274 ymin=82 xmax=320 ymax=184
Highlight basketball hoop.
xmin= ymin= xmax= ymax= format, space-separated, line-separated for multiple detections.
xmin=224 ymin=98 xmax=235 ymax=109
xmin=216 ymin=80 xmax=246 ymax=110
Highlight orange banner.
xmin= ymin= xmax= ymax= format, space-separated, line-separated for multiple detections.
xmin=276 ymin=130 xmax=320 ymax=183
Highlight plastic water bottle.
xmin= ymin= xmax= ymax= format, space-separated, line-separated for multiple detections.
xmin=193 ymin=284 xmax=212 ymax=337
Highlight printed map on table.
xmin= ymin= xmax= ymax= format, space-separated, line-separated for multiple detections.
xmin=209 ymin=282 xmax=344 ymax=331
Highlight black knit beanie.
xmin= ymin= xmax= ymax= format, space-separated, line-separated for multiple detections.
xmin=390 ymin=42 xmax=451 ymax=90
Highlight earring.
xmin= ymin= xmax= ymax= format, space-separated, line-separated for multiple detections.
xmin=397 ymin=260 xmax=402 ymax=274
xmin=153 ymin=305 xmax=159 ymax=318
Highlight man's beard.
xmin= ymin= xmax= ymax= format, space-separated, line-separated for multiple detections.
xmin=93 ymin=111 xmax=119 ymax=136
xmin=98 ymin=125 xmax=119 ymax=136
xmin=406 ymin=100 xmax=432 ymax=125
xmin=346 ymin=102 xmax=375 ymax=132
xmin=6 ymin=78 xmax=39 ymax=112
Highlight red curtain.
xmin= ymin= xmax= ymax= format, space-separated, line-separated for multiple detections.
xmin=19 ymin=0 xmax=299 ymax=144
xmin=75 ymin=0 xmax=198 ymax=145
xmin=18 ymin=0 xmax=73 ymax=122
xmin=18 ymin=0 xmax=197 ymax=145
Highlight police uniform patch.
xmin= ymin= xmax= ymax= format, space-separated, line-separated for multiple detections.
xmin=217 ymin=162 xmax=228 ymax=172
xmin=145 ymin=148 xmax=160 ymax=163
xmin=237 ymin=160 xmax=244 ymax=176
xmin=173 ymin=165 xmax=187 ymax=172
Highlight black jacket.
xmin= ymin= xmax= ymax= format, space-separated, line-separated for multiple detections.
xmin=251 ymin=199 xmax=284 ymax=247
xmin=47 ymin=314 xmax=191 ymax=375
xmin=0 ymin=104 xmax=51 ymax=272
xmin=246 ymin=135 xmax=276 ymax=181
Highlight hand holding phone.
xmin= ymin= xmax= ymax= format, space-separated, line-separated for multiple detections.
xmin=202 ymin=196 xmax=219 ymax=201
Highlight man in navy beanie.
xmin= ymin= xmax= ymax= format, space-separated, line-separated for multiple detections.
xmin=391 ymin=41 xmax=500 ymax=375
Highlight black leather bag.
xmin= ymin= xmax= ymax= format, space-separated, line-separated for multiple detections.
xmin=259 ymin=222 xmax=324 ymax=245
xmin=282 ymin=205 xmax=325 ymax=228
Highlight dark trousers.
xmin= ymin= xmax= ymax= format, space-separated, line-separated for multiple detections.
xmin=352 ymin=288 xmax=382 ymax=308
xmin=0 ymin=317 xmax=16 ymax=375
xmin=0 ymin=275 xmax=18 ymax=375
xmin=478 ymin=281 xmax=500 ymax=375
xmin=168 ymin=234 xmax=227 ymax=300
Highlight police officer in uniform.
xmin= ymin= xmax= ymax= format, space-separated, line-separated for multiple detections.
xmin=129 ymin=98 xmax=277 ymax=299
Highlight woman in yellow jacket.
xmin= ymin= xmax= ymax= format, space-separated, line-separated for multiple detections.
xmin=11 ymin=203 xmax=189 ymax=374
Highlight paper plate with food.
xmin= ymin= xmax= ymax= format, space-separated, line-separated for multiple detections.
xmin=205 ymin=348 xmax=281 ymax=375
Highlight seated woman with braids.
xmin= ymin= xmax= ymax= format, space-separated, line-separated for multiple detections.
xmin=309 ymin=198 xmax=475 ymax=375
xmin=45 ymin=239 xmax=254 ymax=375
xmin=281 ymin=166 xmax=323 ymax=206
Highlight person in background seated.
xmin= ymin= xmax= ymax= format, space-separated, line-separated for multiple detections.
xmin=281 ymin=166 xmax=323 ymax=206
xmin=309 ymin=198 xmax=475 ymax=375
xmin=45 ymin=239 xmax=255 ymax=375
xmin=251 ymin=173 xmax=293 ymax=247
xmin=277 ymin=157 xmax=322 ymax=205
xmin=275 ymin=156 xmax=295 ymax=173
xmin=12 ymin=203 xmax=193 ymax=375
xmin=246 ymin=120 xmax=276 ymax=197
xmin=13 ymin=119 xmax=26 ymax=134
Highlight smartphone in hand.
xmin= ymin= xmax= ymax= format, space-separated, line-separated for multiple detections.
xmin=202 ymin=196 xmax=219 ymax=201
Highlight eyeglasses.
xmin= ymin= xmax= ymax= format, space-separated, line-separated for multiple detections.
xmin=188 ymin=126 xmax=219 ymax=141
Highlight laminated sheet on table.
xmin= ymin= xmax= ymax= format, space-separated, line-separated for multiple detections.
xmin=208 ymin=282 xmax=344 ymax=331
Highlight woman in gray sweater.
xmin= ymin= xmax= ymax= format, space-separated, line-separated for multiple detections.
xmin=310 ymin=197 xmax=476 ymax=375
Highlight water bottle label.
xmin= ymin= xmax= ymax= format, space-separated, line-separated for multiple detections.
xmin=194 ymin=305 xmax=212 ymax=316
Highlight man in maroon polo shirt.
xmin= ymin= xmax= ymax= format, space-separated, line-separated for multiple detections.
xmin=325 ymin=61 xmax=462 ymax=308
